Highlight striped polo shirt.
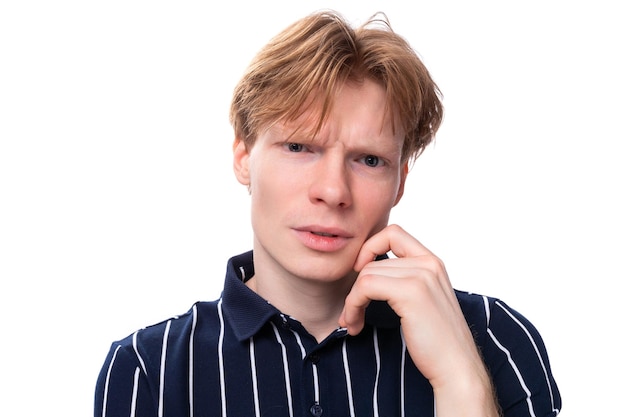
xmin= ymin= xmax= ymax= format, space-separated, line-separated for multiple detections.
xmin=95 ymin=251 xmax=561 ymax=417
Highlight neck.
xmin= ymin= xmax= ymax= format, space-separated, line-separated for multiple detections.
xmin=246 ymin=268 xmax=355 ymax=343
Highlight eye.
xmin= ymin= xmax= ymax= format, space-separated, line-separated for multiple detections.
xmin=363 ymin=155 xmax=381 ymax=167
xmin=286 ymin=143 xmax=304 ymax=152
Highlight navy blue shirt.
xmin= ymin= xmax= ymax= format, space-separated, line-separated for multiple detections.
xmin=95 ymin=251 xmax=561 ymax=417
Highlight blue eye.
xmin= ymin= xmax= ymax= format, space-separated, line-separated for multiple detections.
xmin=287 ymin=143 xmax=304 ymax=152
xmin=363 ymin=155 xmax=380 ymax=167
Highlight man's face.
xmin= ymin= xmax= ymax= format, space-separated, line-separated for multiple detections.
xmin=233 ymin=78 xmax=408 ymax=284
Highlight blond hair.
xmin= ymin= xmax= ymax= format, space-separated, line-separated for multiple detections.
xmin=230 ymin=10 xmax=443 ymax=162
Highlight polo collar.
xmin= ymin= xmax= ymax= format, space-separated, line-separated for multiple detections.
xmin=221 ymin=251 xmax=400 ymax=342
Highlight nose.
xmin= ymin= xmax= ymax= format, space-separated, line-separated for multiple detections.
xmin=308 ymin=155 xmax=352 ymax=208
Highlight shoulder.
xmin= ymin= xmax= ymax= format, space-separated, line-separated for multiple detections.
xmin=453 ymin=290 xmax=546 ymax=352
xmin=454 ymin=291 xmax=562 ymax=415
xmin=112 ymin=300 xmax=221 ymax=354
xmin=454 ymin=289 xmax=531 ymax=326
xmin=454 ymin=289 xmax=492 ymax=334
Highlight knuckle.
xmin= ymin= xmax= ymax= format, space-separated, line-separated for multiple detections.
xmin=357 ymin=271 xmax=377 ymax=289
xmin=387 ymin=223 xmax=405 ymax=236
xmin=420 ymin=254 xmax=446 ymax=273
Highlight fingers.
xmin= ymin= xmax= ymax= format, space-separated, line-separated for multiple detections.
xmin=339 ymin=260 xmax=426 ymax=334
xmin=342 ymin=224 xmax=456 ymax=336
xmin=339 ymin=271 xmax=397 ymax=335
xmin=353 ymin=224 xmax=433 ymax=272
xmin=341 ymin=225 xmax=492 ymax=392
xmin=340 ymin=257 xmax=450 ymax=335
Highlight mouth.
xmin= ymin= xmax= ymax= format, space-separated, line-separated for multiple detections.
xmin=293 ymin=226 xmax=352 ymax=252
xmin=310 ymin=231 xmax=338 ymax=237
xmin=300 ymin=226 xmax=351 ymax=238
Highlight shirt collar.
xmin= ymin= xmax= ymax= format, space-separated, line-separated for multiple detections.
xmin=221 ymin=251 xmax=400 ymax=342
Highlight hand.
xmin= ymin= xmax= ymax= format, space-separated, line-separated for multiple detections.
xmin=338 ymin=224 xmax=499 ymax=416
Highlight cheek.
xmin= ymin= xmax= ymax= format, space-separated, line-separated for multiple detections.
xmin=249 ymin=162 xmax=295 ymax=211
xmin=356 ymin=182 xmax=398 ymax=224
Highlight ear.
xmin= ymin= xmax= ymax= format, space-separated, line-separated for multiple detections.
xmin=232 ymin=137 xmax=251 ymax=186
xmin=393 ymin=163 xmax=409 ymax=207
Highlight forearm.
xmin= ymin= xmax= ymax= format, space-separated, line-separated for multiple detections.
xmin=432 ymin=362 xmax=501 ymax=417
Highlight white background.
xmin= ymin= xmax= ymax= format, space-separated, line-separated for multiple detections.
xmin=1 ymin=1 xmax=624 ymax=416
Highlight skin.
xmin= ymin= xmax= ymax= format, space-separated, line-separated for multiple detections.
xmin=233 ymin=78 xmax=500 ymax=417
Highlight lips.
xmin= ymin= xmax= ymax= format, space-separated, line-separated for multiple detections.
xmin=294 ymin=226 xmax=352 ymax=252
xmin=300 ymin=226 xmax=351 ymax=238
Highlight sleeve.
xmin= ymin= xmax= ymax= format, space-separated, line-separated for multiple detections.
xmin=483 ymin=299 xmax=562 ymax=417
xmin=94 ymin=341 xmax=158 ymax=417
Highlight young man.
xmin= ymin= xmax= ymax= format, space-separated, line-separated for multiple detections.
xmin=95 ymin=11 xmax=561 ymax=417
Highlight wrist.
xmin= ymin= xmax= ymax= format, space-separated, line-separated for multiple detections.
xmin=432 ymin=364 xmax=500 ymax=417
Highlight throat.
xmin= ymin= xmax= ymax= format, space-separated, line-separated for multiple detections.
xmin=248 ymin=274 xmax=352 ymax=343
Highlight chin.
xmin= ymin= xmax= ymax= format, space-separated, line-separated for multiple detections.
xmin=288 ymin=254 xmax=357 ymax=283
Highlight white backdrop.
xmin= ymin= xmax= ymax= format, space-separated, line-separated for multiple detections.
xmin=1 ymin=1 xmax=624 ymax=416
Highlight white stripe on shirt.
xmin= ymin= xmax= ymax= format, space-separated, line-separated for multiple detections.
xmin=271 ymin=322 xmax=294 ymax=417
xmin=487 ymin=328 xmax=536 ymax=417
xmin=289 ymin=325 xmax=321 ymax=404
xmin=481 ymin=295 xmax=491 ymax=326
xmin=373 ymin=328 xmax=381 ymax=417
xmin=341 ymin=339 xmax=356 ymax=417
xmin=400 ymin=327 xmax=407 ymax=417
xmin=249 ymin=337 xmax=261 ymax=417
xmin=102 ymin=344 xmax=122 ymax=417
xmin=217 ymin=299 xmax=227 ymax=417
xmin=495 ymin=301 xmax=559 ymax=414
xmin=189 ymin=305 xmax=198 ymax=417
xmin=158 ymin=320 xmax=172 ymax=417
xmin=130 ymin=366 xmax=140 ymax=417
xmin=132 ymin=331 xmax=148 ymax=377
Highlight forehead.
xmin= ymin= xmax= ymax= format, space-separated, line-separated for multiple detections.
xmin=269 ymin=79 xmax=403 ymax=146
